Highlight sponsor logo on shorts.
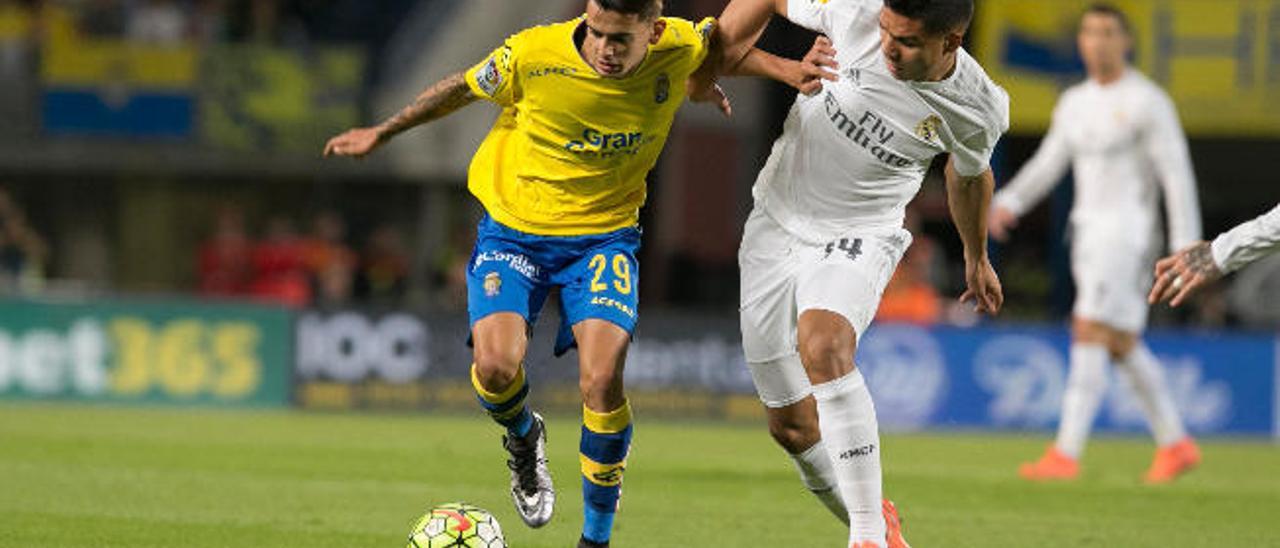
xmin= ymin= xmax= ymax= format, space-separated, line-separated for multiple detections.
xmin=483 ymin=272 xmax=502 ymax=297
xmin=474 ymin=251 xmax=540 ymax=279
xmin=590 ymin=295 xmax=636 ymax=318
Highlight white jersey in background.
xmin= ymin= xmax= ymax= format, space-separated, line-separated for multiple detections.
xmin=1212 ymin=203 xmax=1280 ymax=274
xmin=993 ymin=69 xmax=1201 ymax=332
xmin=752 ymin=0 xmax=1010 ymax=244
xmin=994 ymin=69 xmax=1202 ymax=253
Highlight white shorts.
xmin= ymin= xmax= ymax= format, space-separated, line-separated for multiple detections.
xmin=738 ymin=208 xmax=911 ymax=408
xmin=1070 ymin=234 xmax=1157 ymax=334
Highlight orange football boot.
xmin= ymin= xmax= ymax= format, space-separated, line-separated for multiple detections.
xmin=1019 ymin=446 xmax=1080 ymax=481
xmin=883 ymin=499 xmax=911 ymax=548
xmin=846 ymin=500 xmax=910 ymax=548
xmin=1145 ymin=437 xmax=1201 ymax=484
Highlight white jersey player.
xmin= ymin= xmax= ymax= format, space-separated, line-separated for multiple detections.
xmin=699 ymin=0 xmax=1007 ymax=546
xmin=1150 ymin=203 xmax=1280 ymax=306
xmin=988 ymin=4 xmax=1203 ymax=483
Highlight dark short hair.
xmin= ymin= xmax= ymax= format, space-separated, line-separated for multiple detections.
xmin=1082 ymin=2 xmax=1132 ymax=35
xmin=884 ymin=0 xmax=974 ymax=36
xmin=592 ymin=0 xmax=663 ymax=20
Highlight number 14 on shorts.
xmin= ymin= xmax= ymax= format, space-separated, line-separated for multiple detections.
xmin=823 ymin=238 xmax=863 ymax=261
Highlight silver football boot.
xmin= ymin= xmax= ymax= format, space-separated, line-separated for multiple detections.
xmin=503 ymin=411 xmax=555 ymax=527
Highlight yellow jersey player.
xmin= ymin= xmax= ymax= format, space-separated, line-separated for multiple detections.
xmin=324 ymin=1 xmax=821 ymax=546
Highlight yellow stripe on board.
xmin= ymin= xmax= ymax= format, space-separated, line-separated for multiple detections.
xmin=42 ymin=35 xmax=196 ymax=89
xmin=975 ymin=0 xmax=1280 ymax=136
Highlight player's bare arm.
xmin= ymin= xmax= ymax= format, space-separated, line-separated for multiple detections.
xmin=689 ymin=33 xmax=837 ymax=115
xmin=688 ymin=0 xmax=823 ymax=105
xmin=945 ymin=157 xmax=1004 ymax=315
xmin=712 ymin=0 xmax=790 ymax=70
xmin=732 ymin=36 xmax=838 ymax=96
xmin=323 ymin=72 xmax=479 ymax=158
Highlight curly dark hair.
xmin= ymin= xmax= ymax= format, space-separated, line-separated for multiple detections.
xmin=883 ymin=0 xmax=974 ymax=35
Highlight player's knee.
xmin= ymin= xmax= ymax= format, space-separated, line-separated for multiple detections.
xmin=1108 ymin=334 xmax=1138 ymax=360
xmin=767 ymin=415 xmax=820 ymax=453
xmin=579 ymin=366 xmax=624 ymax=410
xmin=472 ymin=351 xmax=521 ymax=393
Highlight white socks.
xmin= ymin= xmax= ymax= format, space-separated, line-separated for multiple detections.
xmin=1116 ymin=343 xmax=1187 ymax=447
xmin=1055 ymin=343 xmax=1109 ymax=459
xmin=789 ymin=440 xmax=850 ymax=525
xmin=812 ymin=369 xmax=885 ymax=547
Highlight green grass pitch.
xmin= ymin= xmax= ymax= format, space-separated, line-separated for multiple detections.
xmin=1 ymin=402 xmax=1276 ymax=547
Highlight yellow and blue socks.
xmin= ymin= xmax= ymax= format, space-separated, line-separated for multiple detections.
xmin=579 ymin=401 xmax=632 ymax=545
xmin=472 ymin=364 xmax=534 ymax=438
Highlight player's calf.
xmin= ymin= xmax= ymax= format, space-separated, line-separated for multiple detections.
xmin=472 ymin=364 xmax=555 ymax=527
xmin=579 ymin=401 xmax=633 ymax=547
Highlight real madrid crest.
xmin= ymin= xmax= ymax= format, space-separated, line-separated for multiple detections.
xmin=915 ymin=115 xmax=942 ymax=143
xmin=655 ymin=72 xmax=670 ymax=104
xmin=483 ymin=272 xmax=502 ymax=297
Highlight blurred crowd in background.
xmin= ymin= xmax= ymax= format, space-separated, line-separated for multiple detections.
xmin=0 ymin=0 xmax=415 ymax=47
xmin=196 ymin=207 xmax=412 ymax=308
xmin=0 ymin=0 xmax=1276 ymax=331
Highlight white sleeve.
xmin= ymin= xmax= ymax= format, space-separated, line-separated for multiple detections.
xmin=993 ymin=101 xmax=1072 ymax=217
xmin=786 ymin=0 xmax=867 ymax=34
xmin=1142 ymin=92 xmax=1202 ymax=251
xmin=1211 ymin=203 xmax=1280 ymax=274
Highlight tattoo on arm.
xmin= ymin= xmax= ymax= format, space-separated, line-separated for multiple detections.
xmin=1185 ymin=242 xmax=1221 ymax=278
xmin=375 ymin=72 xmax=477 ymax=140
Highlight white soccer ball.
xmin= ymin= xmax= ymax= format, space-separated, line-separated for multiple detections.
xmin=406 ymin=502 xmax=507 ymax=548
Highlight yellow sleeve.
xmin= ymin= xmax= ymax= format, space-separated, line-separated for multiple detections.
xmin=664 ymin=16 xmax=715 ymax=76
xmin=465 ymin=34 xmax=521 ymax=107
xmin=693 ymin=17 xmax=716 ymax=65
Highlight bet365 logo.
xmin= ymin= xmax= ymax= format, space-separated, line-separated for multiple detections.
xmin=0 ymin=318 xmax=265 ymax=400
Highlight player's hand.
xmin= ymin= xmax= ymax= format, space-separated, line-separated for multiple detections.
xmin=323 ymin=127 xmax=384 ymax=158
xmin=987 ymin=205 xmax=1017 ymax=242
xmin=960 ymin=256 xmax=1004 ymax=315
xmin=1149 ymin=241 xmax=1222 ymax=307
xmin=793 ymin=35 xmax=839 ymax=96
xmin=689 ymin=79 xmax=733 ymax=117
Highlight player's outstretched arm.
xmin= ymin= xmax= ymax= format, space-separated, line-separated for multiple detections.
xmin=709 ymin=0 xmax=789 ymax=74
xmin=732 ymin=36 xmax=838 ymax=96
xmin=689 ymin=34 xmax=838 ymax=116
xmin=946 ymin=158 xmax=1004 ymax=315
xmin=323 ymin=72 xmax=478 ymax=159
xmin=688 ymin=0 xmax=790 ymax=105
xmin=1151 ymin=203 xmax=1280 ymax=306
xmin=989 ymin=105 xmax=1072 ymax=242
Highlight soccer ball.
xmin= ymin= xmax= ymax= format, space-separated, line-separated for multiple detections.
xmin=406 ymin=502 xmax=507 ymax=548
